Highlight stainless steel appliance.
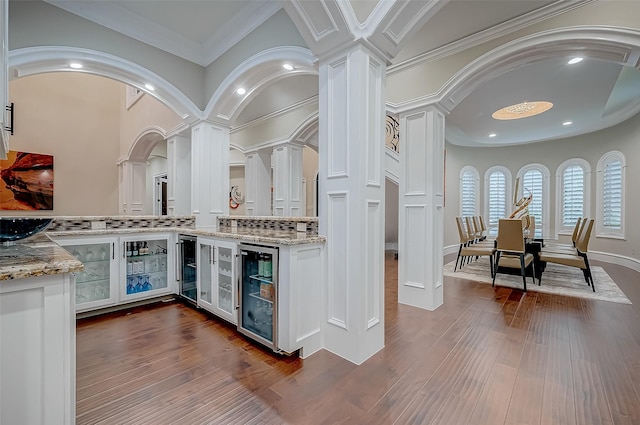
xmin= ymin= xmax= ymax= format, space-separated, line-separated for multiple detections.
xmin=178 ymin=235 xmax=197 ymax=304
xmin=238 ymin=244 xmax=278 ymax=351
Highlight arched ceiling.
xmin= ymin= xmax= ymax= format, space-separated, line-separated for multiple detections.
xmin=37 ymin=0 xmax=640 ymax=146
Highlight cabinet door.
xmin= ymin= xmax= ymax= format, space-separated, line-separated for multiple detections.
xmin=56 ymin=237 xmax=118 ymax=312
xmin=213 ymin=240 xmax=237 ymax=324
xmin=198 ymin=241 xmax=214 ymax=312
xmin=121 ymin=234 xmax=174 ymax=302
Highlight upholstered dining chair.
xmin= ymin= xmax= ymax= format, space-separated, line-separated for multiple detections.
xmin=454 ymin=217 xmax=496 ymax=275
xmin=492 ymin=218 xmax=536 ymax=291
xmin=541 ymin=217 xmax=584 ymax=254
xmin=539 ymin=218 xmax=595 ymax=291
xmin=473 ymin=216 xmax=486 ymax=241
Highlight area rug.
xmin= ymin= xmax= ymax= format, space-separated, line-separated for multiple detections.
xmin=443 ymin=259 xmax=631 ymax=304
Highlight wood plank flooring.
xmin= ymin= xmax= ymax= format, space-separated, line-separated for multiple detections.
xmin=76 ymin=253 xmax=640 ymax=424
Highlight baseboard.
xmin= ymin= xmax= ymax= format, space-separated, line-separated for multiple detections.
xmin=589 ymin=251 xmax=640 ymax=273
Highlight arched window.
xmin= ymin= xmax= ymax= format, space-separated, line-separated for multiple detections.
xmin=556 ymin=158 xmax=591 ymax=235
xmin=459 ymin=166 xmax=479 ymax=217
xmin=516 ymin=164 xmax=550 ymax=239
xmin=484 ymin=166 xmax=512 ymax=236
xmin=596 ymin=151 xmax=625 ymax=239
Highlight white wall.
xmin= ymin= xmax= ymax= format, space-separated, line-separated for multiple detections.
xmin=4 ymin=73 xmax=120 ymax=216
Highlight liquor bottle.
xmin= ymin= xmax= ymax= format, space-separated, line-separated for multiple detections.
xmin=132 ymin=242 xmax=139 ymax=256
xmin=140 ymin=241 xmax=149 ymax=255
xmin=126 ymin=242 xmax=132 ymax=257
xmin=264 ymin=254 xmax=272 ymax=279
xmin=258 ymin=254 xmax=265 ymax=277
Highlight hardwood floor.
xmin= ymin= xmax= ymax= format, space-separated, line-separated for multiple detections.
xmin=76 ymin=253 xmax=640 ymax=424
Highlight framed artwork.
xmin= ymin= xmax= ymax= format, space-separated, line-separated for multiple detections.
xmin=0 ymin=150 xmax=54 ymax=210
xmin=385 ymin=114 xmax=400 ymax=153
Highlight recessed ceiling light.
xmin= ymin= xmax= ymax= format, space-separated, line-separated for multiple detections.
xmin=237 ymin=88 xmax=246 ymax=95
xmin=492 ymin=101 xmax=553 ymax=120
xmin=283 ymin=63 xmax=294 ymax=71
xmin=145 ymin=84 xmax=155 ymax=91
xmin=69 ymin=62 xmax=83 ymax=69
xmin=568 ymin=57 xmax=584 ymax=65
xmin=563 ymin=121 xmax=573 ymax=126
xmin=489 ymin=133 xmax=497 ymax=138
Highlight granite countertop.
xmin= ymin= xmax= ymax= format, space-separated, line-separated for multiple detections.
xmin=0 ymin=234 xmax=84 ymax=281
xmin=48 ymin=227 xmax=326 ymax=246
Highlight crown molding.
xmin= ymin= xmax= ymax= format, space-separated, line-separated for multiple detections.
xmin=44 ymin=0 xmax=282 ymax=67
xmin=231 ymin=96 xmax=318 ymax=134
xmin=387 ymin=0 xmax=597 ymax=75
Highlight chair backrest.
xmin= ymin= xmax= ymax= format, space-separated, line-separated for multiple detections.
xmin=497 ymin=219 xmax=526 ymax=252
xmin=572 ymin=217 xmax=585 ymax=245
xmin=479 ymin=216 xmax=487 ymax=233
xmin=528 ymin=215 xmax=536 ymax=238
xmin=464 ymin=216 xmax=476 ymax=240
xmin=575 ymin=218 xmax=594 ymax=253
xmin=456 ymin=217 xmax=469 ymax=244
xmin=472 ymin=216 xmax=483 ymax=237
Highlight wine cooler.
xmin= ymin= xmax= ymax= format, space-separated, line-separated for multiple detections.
xmin=238 ymin=244 xmax=278 ymax=351
xmin=178 ymin=235 xmax=197 ymax=304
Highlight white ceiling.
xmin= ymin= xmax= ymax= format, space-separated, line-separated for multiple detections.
xmin=43 ymin=0 xmax=640 ymax=147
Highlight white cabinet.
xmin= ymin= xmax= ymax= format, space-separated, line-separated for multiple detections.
xmin=56 ymin=236 xmax=119 ymax=313
xmin=1 ymin=0 xmax=9 ymax=159
xmin=121 ymin=233 xmax=175 ymax=303
xmin=198 ymin=237 xmax=237 ymax=324
xmin=1 ymin=273 xmax=75 ymax=425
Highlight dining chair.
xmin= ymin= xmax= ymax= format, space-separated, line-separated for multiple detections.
xmin=454 ymin=217 xmax=496 ymax=275
xmin=492 ymin=218 xmax=536 ymax=291
xmin=473 ymin=216 xmax=486 ymax=241
xmin=541 ymin=217 xmax=585 ymax=255
xmin=539 ymin=218 xmax=595 ymax=291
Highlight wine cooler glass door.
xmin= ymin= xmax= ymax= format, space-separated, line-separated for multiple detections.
xmin=238 ymin=244 xmax=278 ymax=350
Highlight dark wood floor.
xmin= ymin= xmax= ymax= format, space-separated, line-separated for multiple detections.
xmin=76 ymin=253 xmax=640 ymax=425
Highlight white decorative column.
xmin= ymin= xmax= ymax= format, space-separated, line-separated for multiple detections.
xmin=272 ymin=142 xmax=304 ymax=217
xmin=118 ymin=159 xmax=146 ymax=215
xmin=398 ymin=105 xmax=445 ymax=311
xmin=166 ymin=134 xmax=191 ymax=216
xmin=190 ymin=121 xmax=229 ymax=229
xmin=244 ymin=150 xmax=272 ymax=216
xmin=318 ymin=44 xmax=385 ymax=365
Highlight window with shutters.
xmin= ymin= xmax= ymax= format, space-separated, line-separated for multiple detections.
xmin=556 ymin=159 xmax=591 ymax=236
xmin=484 ymin=166 xmax=512 ymax=236
xmin=517 ymin=164 xmax=549 ymax=239
xmin=459 ymin=166 xmax=479 ymax=217
xmin=596 ymin=151 xmax=625 ymax=238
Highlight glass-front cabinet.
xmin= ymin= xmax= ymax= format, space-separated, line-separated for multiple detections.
xmin=56 ymin=236 xmax=119 ymax=312
xmin=121 ymin=233 xmax=174 ymax=302
xmin=198 ymin=237 xmax=237 ymax=324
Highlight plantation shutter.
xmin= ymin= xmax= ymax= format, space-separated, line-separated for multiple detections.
xmin=461 ymin=171 xmax=477 ymax=217
xmin=488 ymin=171 xmax=506 ymax=235
xmin=602 ymin=159 xmax=622 ymax=229
xmin=523 ymin=169 xmax=543 ymax=238
xmin=562 ymin=165 xmax=584 ymax=227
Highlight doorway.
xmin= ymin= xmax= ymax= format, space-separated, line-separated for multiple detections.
xmin=154 ymin=173 xmax=168 ymax=216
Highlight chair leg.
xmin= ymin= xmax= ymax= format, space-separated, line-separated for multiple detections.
xmin=520 ymin=255 xmax=527 ymax=292
xmin=454 ymin=245 xmax=463 ymax=272
xmin=489 ymin=254 xmax=494 ymax=278
xmin=492 ymin=252 xmax=501 ymax=287
xmin=583 ymin=256 xmax=595 ymax=293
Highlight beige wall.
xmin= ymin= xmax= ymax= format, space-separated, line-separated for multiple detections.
xmin=119 ymin=89 xmax=183 ymax=160
xmin=302 ymin=146 xmax=318 ymax=216
xmin=444 ymin=111 xmax=640 ymax=260
xmin=3 ymin=73 xmax=121 ymax=216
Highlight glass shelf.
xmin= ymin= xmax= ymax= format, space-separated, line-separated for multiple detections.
xmin=249 ymin=292 xmax=273 ymax=304
xmin=249 ymin=274 xmax=273 ymax=284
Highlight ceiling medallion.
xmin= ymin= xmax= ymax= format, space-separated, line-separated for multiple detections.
xmin=492 ymin=101 xmax=554 ymax=120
